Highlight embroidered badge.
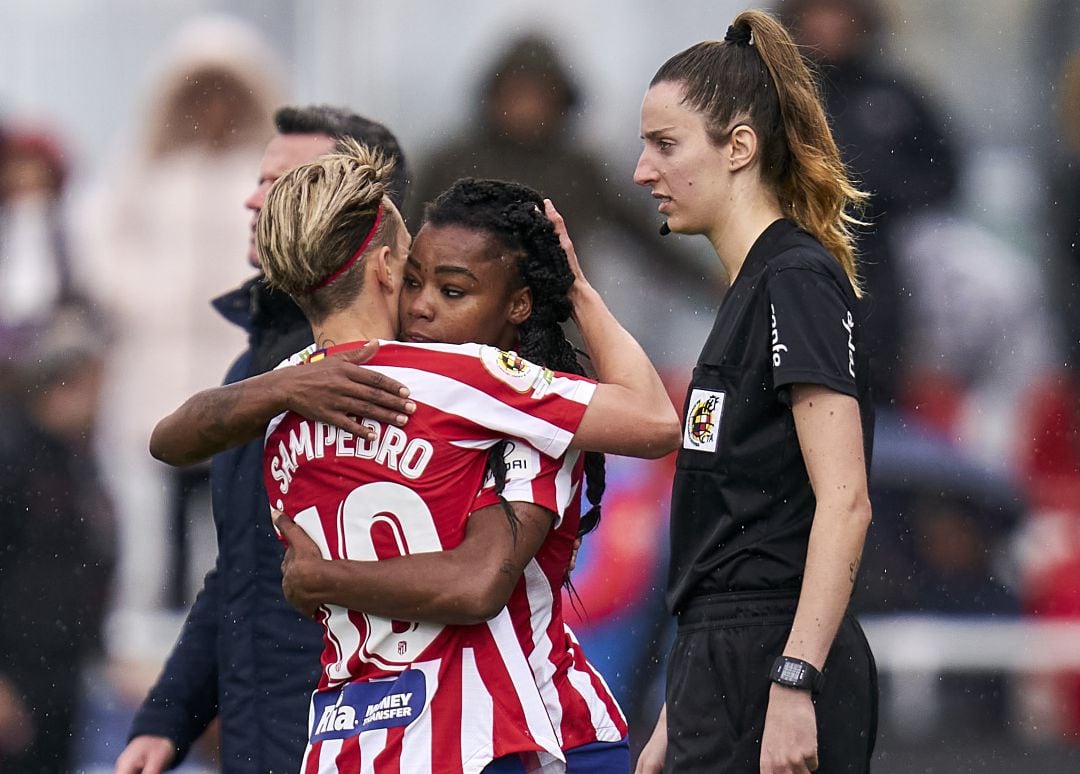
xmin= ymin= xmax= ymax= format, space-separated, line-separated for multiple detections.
xmin=683 ymin=389 xmax=725 ymax=453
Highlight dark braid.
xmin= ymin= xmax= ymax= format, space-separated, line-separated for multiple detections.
xmin=423 ymin=178 xmax=606 ymax=538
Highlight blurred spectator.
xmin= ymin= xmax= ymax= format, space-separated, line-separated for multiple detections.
xmin=0 ymin=301 xmax=117 ymax=774
xmin=409 ymin=33 xmax=716 ymax=364
xmin=74 ymin=15 xmax=284 ymax=613
xmin=0 ymin=127 xmax=77 ymax=327
xmin=1047 ymin=49 xmax=1080 ymax=367
xmin=778 ymin=0 xmax=958 ymax=404
xmin=857 ymin=413 xmax=1024 ymax=616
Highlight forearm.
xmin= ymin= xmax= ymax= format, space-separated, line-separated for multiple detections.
xmin=783 ymin=497 xmax=871 ymax=669
xmin=150 ymin=370 xmax=289 ymax=466
xmin=570 ymin=283 xmax=679 ymax=456
xmin=296 ymin=552 xmax=509 ymax=626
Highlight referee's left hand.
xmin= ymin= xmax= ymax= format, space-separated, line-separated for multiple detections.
xmin=760 ymin=683 xmax=819 ymax=773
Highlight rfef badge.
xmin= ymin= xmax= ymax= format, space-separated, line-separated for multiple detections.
xmin=480 ymin=345 xmax=554 ymax=398
xmin=683 ymin=389 xmax=725 ymax=453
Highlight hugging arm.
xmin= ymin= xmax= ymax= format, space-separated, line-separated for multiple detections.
xmin=277 ymin=500 xmax=554 ymax=626
xmin=150 ymin=342 xmax=414 ymax=467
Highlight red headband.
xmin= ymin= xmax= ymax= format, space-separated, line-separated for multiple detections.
xmin=307 ymin=203 xmax=385 ymax=292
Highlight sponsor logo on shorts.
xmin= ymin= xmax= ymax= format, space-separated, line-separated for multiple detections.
xmin=683 ymin=389 xmax=724 ymax=453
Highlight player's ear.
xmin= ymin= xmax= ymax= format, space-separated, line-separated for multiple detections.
xmin=508 ymin=287 xmax=532 ymax=326
xmin=374 ymin=245 xmax=395 ymax=293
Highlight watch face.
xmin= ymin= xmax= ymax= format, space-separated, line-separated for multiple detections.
xmin=777 ymin=660 xmax=806 ymax=685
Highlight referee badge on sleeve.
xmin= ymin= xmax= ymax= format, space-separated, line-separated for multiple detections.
xmin=683 ymin=389 xmax=725 ymax=453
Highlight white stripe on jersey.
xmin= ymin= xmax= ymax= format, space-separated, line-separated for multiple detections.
xmin=521 ymin=560 xmax=564 ymax=746
xmin=564 ymin=626 xmax=626 ymax=742
xmin=461 ymin=648 xmax=493 ymax=774
xmin=484 ymin=610 xmax=564 ymax=764
xmin=372 ymin=365 xmax=587 ymax=458
xmin=358 ymin=729 xmax=386 ymax=774
xmin=399 ymin=660 xmax=438 ymax=774
xmin=317 ymin=738 xmax=345 ymax=774
xmin=553 ymin=449 xmax=580 ymax=519
xmin=294 ymin=506 xmax=356 ymax=688
xmin=301 ymin=694 xmax=318 ymax=772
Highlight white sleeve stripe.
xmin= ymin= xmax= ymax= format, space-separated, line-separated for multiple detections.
xmin=376 ymin=366 xmax=578 ymax=457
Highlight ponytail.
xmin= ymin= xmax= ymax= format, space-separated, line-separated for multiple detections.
xmin=652 ymin=9 xmax=867 ymax=295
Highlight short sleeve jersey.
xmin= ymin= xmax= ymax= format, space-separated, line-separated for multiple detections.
xmin=474 ymin=445 xmax=629 ymax=751
xmin=263 ymin=340 xmax=596 ymax=772
xmin=667 ymin=219 xmax=874 ymax=613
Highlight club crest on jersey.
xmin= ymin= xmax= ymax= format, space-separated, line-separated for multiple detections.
xmin=683 ymin=389 xmax=724 ymax=453
xmin=480 ymin=345 xmax=554 ymax=398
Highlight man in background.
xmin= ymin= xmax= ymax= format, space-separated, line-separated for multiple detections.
xmin=115 ymin=105 xmax=410 ymax=774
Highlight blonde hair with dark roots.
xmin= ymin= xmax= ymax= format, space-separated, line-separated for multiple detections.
xmin=257 ymin=137 xmax=399 ymax=322
xmin=652 ymin=8 xmax=867 ymax=294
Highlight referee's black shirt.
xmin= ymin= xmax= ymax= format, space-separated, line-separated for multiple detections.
xmin=667 ymin=218 xmax=874 ymax=613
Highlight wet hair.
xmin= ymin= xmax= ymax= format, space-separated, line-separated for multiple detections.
xmin=651 ymin=9 xmax=867 ymax=294
xmin=275 ymin=105 xmax=409 ymax=208
xmin=423 ymin=178 xmax=606 ymax=539
xmin=257 ymin=137 xmax=399 ymax=324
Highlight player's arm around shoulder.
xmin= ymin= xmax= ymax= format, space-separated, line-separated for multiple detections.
xmin=150 ymin=342 xmax=413 ymax=466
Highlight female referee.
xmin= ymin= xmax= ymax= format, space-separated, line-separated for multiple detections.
xmin=633 ymin=9 xmax=877 ymax=774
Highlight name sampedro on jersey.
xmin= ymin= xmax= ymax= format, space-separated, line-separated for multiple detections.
xmin=262 ymin=340 xmax=598 ymax=772
xmin=267 ymin=341 xmax=596 ymax=502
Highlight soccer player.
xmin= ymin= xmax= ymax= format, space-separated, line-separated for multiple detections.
xmin=153 ymin=139 xmax=677 ymax=771
xmin=274 ymin=177 xmax=638 ymax=772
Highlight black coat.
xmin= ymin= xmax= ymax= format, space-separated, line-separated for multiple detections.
xmin=128 ymin=277 xmax=322 ymax=773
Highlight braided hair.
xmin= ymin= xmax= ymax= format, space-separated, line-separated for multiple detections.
xmin=422 ymin=178 xmax=606 ymax=539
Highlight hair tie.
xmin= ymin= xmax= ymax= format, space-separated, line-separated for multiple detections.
xmin=724 ymin=23 xmax=752 ymax=47
xmin=307 ymin=203 xmax=383 ymax=292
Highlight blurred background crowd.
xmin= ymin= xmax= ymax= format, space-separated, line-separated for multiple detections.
xmin=1 ymin=0 xmax=1080 ymax=771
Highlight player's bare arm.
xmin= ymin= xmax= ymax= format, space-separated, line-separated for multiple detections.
xmin=276 ymin=501 xmax=553 ymax=625
xmin=545 ymin=200 xmax=681 ymax=458
xmin=150 ymin=342 xmax=415 ymax=466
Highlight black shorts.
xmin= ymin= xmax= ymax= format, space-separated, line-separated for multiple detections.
xmin=665 ymin=591 xmax=877 ymax=773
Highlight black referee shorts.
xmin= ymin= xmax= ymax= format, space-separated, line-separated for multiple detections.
xmin=665 ymin=591 xmax=877 ymax=773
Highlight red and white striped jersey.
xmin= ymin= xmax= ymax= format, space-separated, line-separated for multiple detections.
xmin=475 ymin=446 xmax=629 ymax=752
xmin=264 ymin=340 xmax=595 ymax=774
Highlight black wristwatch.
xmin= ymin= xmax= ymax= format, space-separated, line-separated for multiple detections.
xmin=769 ymin=656 xmax=824 ymax=693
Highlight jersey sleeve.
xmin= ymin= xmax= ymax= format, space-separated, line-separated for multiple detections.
xmin=473 ymin=442 xmax=581 ymax=530
xmin=766 ymin=266 xmax=858 ymax=400
xmin=374 ymin=343 xmax=597 ymax=459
